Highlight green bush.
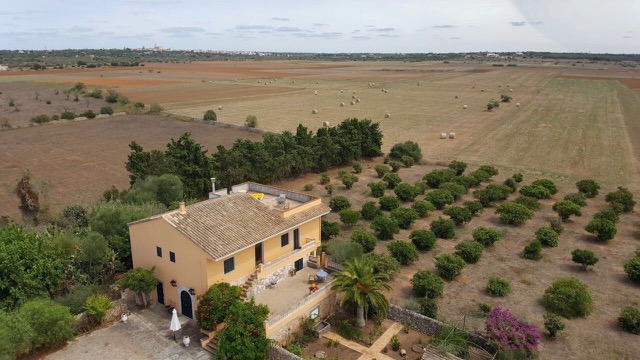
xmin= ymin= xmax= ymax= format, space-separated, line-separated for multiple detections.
xmin=519 ymin=184 xmax=552 ymax=199
xmin=463 ymin=201 xmax=483 ymax=216
xmin=382 ymin=172 xmax=402 ymax=189
xmin=84 ymin=293 xmax=113 ymax=323
xmin=410 ymin=229 xmax=437 ymax=251
xmin=571 ymin=249 xmax=598 ymax=270
xmin=401 ymin=155 xmax=415 ymax=167
xmin=478 ymin=165 xmax=499 ymax=177
xmin=503 ymin=177 xmax=517 ymax=192
xmin=389 ymin=161 xmax=402 ymax=172
xmin=443 ymin=206 xmax=473 ymax=225
xmin=564 ymin=193 xmax=587 ymax=207
xmin=585 ymin=218 xmax=617 ymax=241
xmin=522 ymin=239 xmax=542 ymax=260
xmin=100 ymin=106 xmax=114 ymax=115
xmin=55 ymin=284 xmax=99 ymax=315
xmin=411 ymin=270 xmax=444 ymax=298
xmin=411 ymin=200 xmax=436 ymax=217
xmin=624 ymin=257 xmax=640 ymax=284
xmin=425 ymin=189 xmax=454 ymax=210
xmin=387 ymin=241 xmax=419 ymax=265
xmin=371 ymin=216 xmax=400 ymax=240
xmin=339 ymin=209 xmax=361 ymax=226
xmin=81 ymin=110 xmax=96 ymax=119
xmin=30 ymin=114 xmax=50 ymax=123
xmin=429 ymin=218 xmax=454 ymax=239
xmin=391 ymin=207 xmax=419 ymax=229
xmin=320 ymin=173 xmax=331 ymax=185
xmin=454 ymin=241 xmax=484 ymax=263
xmin=606 ymin=187 xmax=635 ymax=213
xmin=431 ymin=324 xmax=470 ymax=358
xmin=417 ymin=297 xmax=438 ymax=318
xmin=17 ymin=299 xmax=76 ymax=350
xmin=550 ymin=218 xmax=564 ymax=234
xmin=51 ymin=115 xmax=60 ymax=120
xmin=284 ymin=343 xmax=304 ymax=355
xmin=593 ymin=208 xmax=619 ymax=224
xmin=470 ymin=169 xmax=492 ymax=183
xmin=390 ymin=334 xmax=401 ymax=351
xmin=472 ymin=227 xmax=503 ymax=247
xmin=337 ymin=319 xmax=362 ymax=340
xmin=364 ymin=253 xmax=401 ymax=278
xmin=351 ymin=230 xmax=378 ymax=253
xmin=368 ymin=181 xmax=387 ymax=198
xmin=536 ymin=227 xmax=559 ymax=247
xmin=374 ymin=164 xmax=390 ymax=177
xmin=435 ymin=254 xmax=466 ymax=280
xmin=452 ymin=175 xmax=479 ymax=189
xmin=543 ymin=312 xmax=565 ymax=338
xmin=203 ymin=109 xmax=217 ymax=121
xmin=486 ymin=277 xmax=511 ymax=297
xmin=448 ymin=160 xmax=467 ymax=176
xmin=329 ymin=195 xmax=351 ymax=212
xmin=473 ymin=185 xmax=511 ymax=207
xmin=513 ymin=196 xmax=541 ymax=211
xmin=303 ymin=183 xmax=314 ymax=191
xmin=543 ymin=278 xmax=593 ymax=318
xmin=340 ymin=173 xmax=359 ymax=189
xmin=576 ymin=179 xmax=600 ymax=198
xmin=531 ymin=179 xmax=558 ymax=195
xmin=326 ymin=240 xmax=364 ymax=264
xmin=496 ymin=202 xmax=533 ymax=225
xmin=379 ymin=196 xmax=401 ymax=211
xmin=390 ymin=141 xmax=422 ymax=162
xmin=512 ymin=173 xmax=524 ymax=183
xmin=439 ymin=182 xmax=466 ymax=201
xmin=553 ymin=200 xmax=582 ymax=222
xmin=352 ymin=162 xmax=362 ymax=174
xmin=361 ymin=201 xmax=382 ymax=221
xmin=60 ymin=111 xmax=77 ymax=120
xmin=423 ymin=169 xmax=456 ymax=188
xmin=618 ymin=306 xmax=640 ymax=334
xmin=321 ymin=220 xmax=340 ymax=240
xmin=394 ymin=183 xmax=420 ymax=202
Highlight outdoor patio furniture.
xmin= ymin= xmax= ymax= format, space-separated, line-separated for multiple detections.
xmin=316 ymin=269 xmax=328 ymax=283
xmin=308 ymin=274 xmax=316 ymax=283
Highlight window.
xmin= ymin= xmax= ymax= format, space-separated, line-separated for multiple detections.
xmin=293 ymin=229 xmax=300 ymax=249
xmin=281 ymin=233 xmax=289 ymax=247
xmin=309 ymin=306 xmax=319 ymax=320
xmin=156 ymin=246 xmax=162 ymax=257
xmin=169 ymin=251 xmax=175 ymax=263
xmin=224 ymin=257 xmax=235 ymax=274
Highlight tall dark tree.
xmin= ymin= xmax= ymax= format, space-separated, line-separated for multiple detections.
xmin=165 ymin=133 xmax=212 ymax=198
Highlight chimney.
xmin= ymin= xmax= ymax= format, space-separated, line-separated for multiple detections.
xmin=178 ymin=201 xmax=186 ymax=215
xmin=211 ymin=178 xmax=216 ymax=193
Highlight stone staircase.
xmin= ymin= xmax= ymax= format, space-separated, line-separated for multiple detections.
xmin=203 ymin=338 xmax=217 ymax=355
xmin=240 ymin=273 xmax=257 ymax=299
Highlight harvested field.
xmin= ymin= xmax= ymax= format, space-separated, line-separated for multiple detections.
xmin=0 ymin=115 xmax=262 ymax=220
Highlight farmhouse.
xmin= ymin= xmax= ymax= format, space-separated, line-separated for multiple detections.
xmin=128 ymin=181 xmax=335 ymax=341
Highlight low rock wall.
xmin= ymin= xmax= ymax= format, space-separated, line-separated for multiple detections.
xmin=268 ymin=345 xmax=303 ymax=360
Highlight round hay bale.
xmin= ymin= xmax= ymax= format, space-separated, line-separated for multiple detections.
xmin=417 ymin=81 xmax=421 ymax=86
xmin=481 ymin=89 xmax=485 ymax=92
xmin=257 ymin=80 xmax=261 ymax=83
xmin=274 ymin=79 xmax=277 ymax=82
xmin=463 ymin=105 xmax=468 ymax=109
xmin=350 ymin=101 xmax=355 ymax=105
xmin=323 ymin=121 xmax=330 ymax=128
xmin=311 ymin=109 xmax=318 ymax=114
xmin=455 ymin=95 xmax=459 ymax=99
xmin=292 ymin=81 xmax=296 ymax=84
xmin=449 ymin=132 xmax=456 ymax=139
xmin=381 ymin=88 xmax=385 ymax=92
xmin=509 ymin=88 xmax=513 ymax=92
xmin=340 ymin=102 xmax=345 ymax=107
xmin=384 ymin=89 xmax=388 ymax=93
xmin=384 ymin=113 xmax=391 ymax=119
xmin=218 ymin=106 xmax=223 ymax=110
xmin=316 ymin=81 xmax=320 ymax=84
xmin=356 ymin=98 xmax=360 ymax=103
xmin=352 ymin=95 xmax=357 ymax=99
xmin=341 ymin=90 xmax=344 ymax=93
xmin=498 ymin=85 xmax=502 ymax=88
xmin=353 ymin=90 xmax=357 ymax=94
xmin=314 ymin=91 xmax=318 ymax=95
xmin=516 ymin=102 xmax=521 ymax=107
xmin=440 ymin=132 xmax=447 ymax=139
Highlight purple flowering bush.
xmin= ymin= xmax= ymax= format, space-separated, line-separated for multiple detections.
xmin=485 ymin=307 xmax=540 ymax=357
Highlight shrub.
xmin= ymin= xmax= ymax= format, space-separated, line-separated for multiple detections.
xmin=585 ymin=218 xmax=617 ymax=241
xmin=46 ymin=100 xmax=51 ymax=104
xmin=387 ymin=241 xmax=419 ymax=265
xmin=81 ymin=110 xmax=96 ymax=119
xmin=500 ymin=94 xmax=513 ymax=103
xmin=543 ymin=312 xmax=565 ymax=338
xmin=329 ymin=195 xmax=351 ymax=212
xmin=195 ymin=283 xmax=243 ymax=330
xmin=16 ymin=299 xmax=76 ymax=350
xmin=368 ymin=181 xmax=387 ymax=198
xmin=478 ymin=165 xmax=499 ymax=177
xmin=352 ymin=162 xmax=362 ymax=174
xmin=536 ymin=227 xmax=559 ymax=247
xmin=371 ymin=216 xmax=400 ymax=240
xmin=361 ymin=201 xmax=382 ymax=220
xmin=423 ymin=169 xmax=455 ymax=188
xmin=203 ymin=109 xmax=217 ymax=121
xmin=379 ymin=196 xmax=400 ymax=211
xmin=452 ymin=175 xmax=480 ymax=189
xmin=374 ymin=164 xmax=390 ymax=177
xmin=410 ymin=229 xmax=437 ymax=251
xmin=618 ymin=306 xmax=640 ymax=334
xmin=571 ymin=249 xmax=598 ymax=270
xmin=320 ymin=173 xmax=330 ymax=185
xmin=417 ymin=297 xmax=438 ymax=318
xmin=51 ymin=115 xmax=59 ymax=120
xmin=486 ymin=277 xmax=511 ymax=297
xmin=513 ymin=196 xmax=541 ymax=211
xmin=503 ymin=177 xmax=517 ymax=192
xmin=148 ymin=103 xmax=163 ymax=113
xmin=337 ymin=319 xmax=362 ymax=340
xmin=382 ymin=172 xmax=402 ymax=189
xmin=394 ymin=183 xmax=420 ymax=202
xmin=100 ymin=106 xmax=114 ymax=115
xmin=576 ymin=179 xmax=600 ymax=198
xmin=341 ymin=174 xmax=359 ymax=189
xmin=321 ymin=220 xmax=340 ymax=240
xmin=473 ymin=185 xmax=511 ymax=207
xmin=512 ymin=173 xmax=524 ymax=183
xmin=326 ymin=240 xmax=364 ymax=264
xmin=478 ymin=303 xmax=492 ymax=314
xmin=544 ymin=278 xmax=593 ymax=318
xmin=431 ymin=324 xmax=469 ymax=358
xmin=522 ymin=240 xmax=542 ymax=260
xmin=324 ymin=184 xmax=334 ymax=195
xmin=390 ymin=207 xmax=419 ymax=229
xmin=531 ymin=179 xmax=558 ymax=195
xmin=411 ymin=200 xmax=436 ymax=217
xmin=303 ymin=183 xmax=314 ymax=191
xmin=285 ymin=343 xmax=303 ymax=355
xmin=351 ymin=230 xmax=378 ymax=253
xmin=435 ymin=254 xmax=466 ymax=280
xmin=54 ymin=284 xmax=99 ymax=315
xmin=364 ymin=253 xmax=401 ymax=278
xmin=593 ymin=208 xmax=619 ymax=224
xmin=431 ymin=217 xmax=456 ymax=239
xmin=564 ymin=193 xmax=587 ymax=207
xmin=443 ymin=206 xmax=473 ymax=225
xmin=454 ymin=241 xmax=483 ymax=263
xmin=470 ymin=169 xmax=492 ymax=183
xmin=606 ymin=187 xmax=635 ymax=213
xmin=549 ymin=218 xmax=564 ymax=234
xmin=425 ymin=189 xmax=454 ymax=210
xmin=30 ymin=114 xmax=50 ymax=123
xmin=485 ymin=307 xmax=540 ymax=356
xmin=84 ymin=293 xmax=113 ymax=323
xmin=389 ymin=141 xmax=422 ymax=162
xmin=553 ymin=200 xmax=582 ymax=222
xmin=390 ymin=334 xmax=401 ymax=351
xmin=411 ymin=270 xmax=444 ymax=298
xmin=339 ymin=209 xmax=361 ymax=226
xmin=243 ymin=114 xmax=258 ymax=127
xmin=60 ymin=111 xmax=77 ymax=120
xmin=472 ymin=227 xmax=502 ymax=247
xmin=463 ymin=201 xmax=483 ymax=216
xmin=401 ymin=155 xmax=415 ymax=167
xmin=496 ymin=202 xmax=533 ymax=225
xmin=448 ymin=160 xmax=467 ymax=176
xmin=624 ymin=257 xmax=640 ymax=284
xmin=389 ymin=161 xmax=402 ymax=172
xmin=519 ymin=184 xmax=552 ymax=199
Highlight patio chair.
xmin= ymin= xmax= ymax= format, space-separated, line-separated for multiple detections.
xmin=308 ymin=274 xmax=316 ymax=283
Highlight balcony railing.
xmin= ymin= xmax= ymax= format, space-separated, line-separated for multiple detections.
xmin=265 ymin=279 xmax=334 ymax=328
xmin=261 ymin=240 xmax=317 ymax=272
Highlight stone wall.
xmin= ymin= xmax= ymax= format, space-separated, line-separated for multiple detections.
xmin=192 ymin=118 xmax=268 ymax=134
xmin=268 ymin=291 xmax=339 ymax=344
xmin=268 ymin=345 xmax=303 ymax=360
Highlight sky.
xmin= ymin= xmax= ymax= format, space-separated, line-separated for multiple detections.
xmin=1 ymin=0 xmax=638 ymax=53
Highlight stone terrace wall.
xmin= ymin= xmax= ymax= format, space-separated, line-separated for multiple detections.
xmin=268 ymin=345 xmax=303 ymax=360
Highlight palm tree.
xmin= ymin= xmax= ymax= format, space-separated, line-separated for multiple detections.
xmin=331 ymin=257 xmax=391 ymax=327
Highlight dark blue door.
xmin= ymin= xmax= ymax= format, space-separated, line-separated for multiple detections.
xmin=180 ymin=291 xmax=193 ymax=318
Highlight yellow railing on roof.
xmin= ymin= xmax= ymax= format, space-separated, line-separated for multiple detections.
xmin=250 ymin=193 xmax=264 ymax=200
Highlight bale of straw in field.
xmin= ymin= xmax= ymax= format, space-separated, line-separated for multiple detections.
xmin=218 ymin=106 xmax=223 ymax=110
xmin=314 ymin=91 xmax=318 ymax=95
xmin=516 ymin=103 xmax=520 ymax=107
xmin=384 ymin=113 xmax=390 ymax=118
xmin=498 ymin=85 xmax=502 ymax=88
xmin=352 ymin=95 xmax=357 ymax=99
xmin=449 ymin=132 xmax=456 ymax=139
xmin=292 ymin=81 xmax=296 ymax=83
xmin=356 ymin=98 xmax=360 ymax=103
xmin=463 ymin=105 xmax=468 ymax=109
xmin=481 ymin=89 xmax=485 ymax=92
xmin=317 ymin=81 xmax=320 ymax=84
xmin=323 ymin=121 xmax=330 ymax=128
xmin=258 ymin=80 xmax=261 ymax=83
xmin=353 ymin=90 xmax=357 ymax=94
xmin=455 ymin=95 xmax=459 ymax=99
xmin=350 ymin=101 xmax=355 ymax=105
xmin=381 ymin=88 xmax=385 ymax=92
xmin=384 ymin=89 xmax=388 ymax=93
xmin=509 ymin=88 xmax=513 ymax=92
xmin=440 ymin=133 xmax=447 ymax=139
xmin=417 ymin=82 xmax=421 ymax=86
xmin=341 ymin=90 xmax=344 ymax=93
xmin=312 ymin=109 xmax=318 ymax=114
xmin=340 ymin=102 xmax=345 ymax=107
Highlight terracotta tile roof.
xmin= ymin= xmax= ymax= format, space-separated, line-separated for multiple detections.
xmin=161 ymin=194 xmax=329 ymax=260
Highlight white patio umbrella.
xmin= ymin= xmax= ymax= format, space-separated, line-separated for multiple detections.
xmin=170 ymin=308 xmax=181 ymax=341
